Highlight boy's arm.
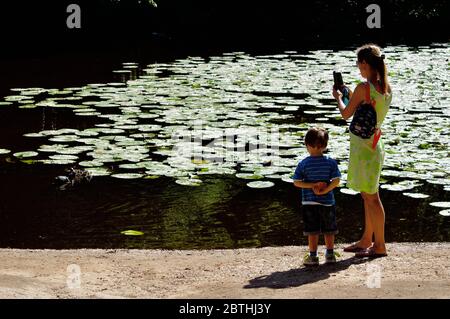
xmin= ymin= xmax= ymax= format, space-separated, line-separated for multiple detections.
xmin=316 ymin=178 xmax=340 ymax=194
xmin=293 ymin=180 xmax=318 ymax=189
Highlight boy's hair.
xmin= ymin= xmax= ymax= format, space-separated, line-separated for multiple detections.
xmin=305 ymin=127 xmax=328 ymax=148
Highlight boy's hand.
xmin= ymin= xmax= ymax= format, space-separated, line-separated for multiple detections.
xmin=312 ymin=182 xmax=328 ymax=195
xmin=314 ymin=187 xmax=330 ymax=195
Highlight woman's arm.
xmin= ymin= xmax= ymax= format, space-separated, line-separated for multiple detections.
xmin=333 ymin=83 xmax=365 ymax=120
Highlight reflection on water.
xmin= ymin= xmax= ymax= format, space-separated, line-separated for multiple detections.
xmin=0 ymin=44 xmax=449 ymax=249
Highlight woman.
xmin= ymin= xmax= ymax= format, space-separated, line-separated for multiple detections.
xmin=332 ymin=44 xmax=392 ymax=258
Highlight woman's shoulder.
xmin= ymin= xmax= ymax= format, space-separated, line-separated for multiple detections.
xmin=355 ymin=82 xmax=367 ymax=91
xmin=352 ymin=82 xmax=367 ymax=99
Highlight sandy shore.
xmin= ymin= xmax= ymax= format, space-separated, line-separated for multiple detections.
xmin=0 ymin=243 xmax=449 ymax=299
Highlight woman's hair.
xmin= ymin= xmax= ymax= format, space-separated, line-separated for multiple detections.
xmin=305 ymin=127 xmax=328 ymax=148
xmin=357 ymin=43 xmax=389 ymax=94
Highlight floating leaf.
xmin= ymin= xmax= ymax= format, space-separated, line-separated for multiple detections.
xmin=84 ymin=167 xmax=111 ymax=176
xmin=247 ymin=181 xmax=274 ymax=188
xmin=0 ymin=149 xmax=11 ymax=155
xmin=175 ymin=178 xmax=202 ymax=186
xmin=23 ymin=133 xmax=45 ymax=138
xmin=402 ymin=192 xmax=430 ymax=199
xmin=380 ymin=181 xmax=422 ymax=191
xmin=236 ymin=173 xmax=264 ymax=180
xmin=144 ymin=175 xmax=160 ymax=179
xmin=13 ymin=151 xmax=39 ymax=159
xmin=340 ymin=188 xmax=359 ymax=195
xmin=49 ymin=154 xmax=78 ymax=160
xmin=429 ymin=202 xmax=450 ymax=208
xmin=20 ymin=159 xmax=36 ymax=165
xmin=439 ymin=210 xmax=450 ymax=217
xmin=39 ymin=159 xmax=76 ymax=165
xmin=120 ymin=230 xmax=144 ymax=236
xmin=111 ymin=173 xmax=144 ymax=179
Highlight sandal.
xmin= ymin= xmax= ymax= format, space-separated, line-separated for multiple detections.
xmin=355 ymin=247 xmax=388 ymax=258
xmin=343 ymin=243 xmax=370 ymax=253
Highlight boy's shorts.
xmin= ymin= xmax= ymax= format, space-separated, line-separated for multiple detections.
xmin=301 ymin=204 xmax=338 ymax=235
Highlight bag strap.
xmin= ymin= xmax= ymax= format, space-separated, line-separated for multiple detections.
xmin=365 ymin=82 xmax=371 ymax=104
xmin=372 ymin=129 xmax=382 ymax=150
xmin=366 ymin=81 xmax=382 ymax=150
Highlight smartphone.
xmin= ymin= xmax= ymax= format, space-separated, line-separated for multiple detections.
xmin=333 ymin=71 xmax=350 ymax=106
xmin=333 ymin=71 xmax=344 ymax=89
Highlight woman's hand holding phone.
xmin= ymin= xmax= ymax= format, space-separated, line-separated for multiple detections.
xmin=332 ymin=87 xmax=343 ymax=101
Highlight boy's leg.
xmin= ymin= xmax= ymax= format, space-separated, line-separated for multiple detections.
xmin=324 ymin=234 xmax=337 ymax=263
xmin=304 ymin=234 xmax=320 ymax=266
xmin=320 ymin=205 xmax=337 ymax=262
xmin=324 ymin=234 xmax=334 ymax=250
xmin=308 ymin=234 xmax=319 ymax=254
xmin=302 ymin=205 xmax=320 ymax=265
xmin=302 ymin=205 xmax=320 ymax=251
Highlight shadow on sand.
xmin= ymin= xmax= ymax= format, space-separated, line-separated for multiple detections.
xmin=244 ymin=256 xmax=370 ymax=289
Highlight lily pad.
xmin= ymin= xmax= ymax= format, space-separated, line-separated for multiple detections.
xmin=175 ymin=178 xmax=203 ymax=186
xmin=13 ymin=151 xmax=39 ymax=159
xmin=79 ymin=161 xmax=104 ymax=167
xmin=49 ymin=135 xmax=80 ymax=143
xmin=0 ymin=149 xmax=11 ymax=155
xmin=246 ymin=181 xmax=274 ymax=188
xmin=236 ymin=173 xmax=264 ymax=180
xmin=380 ymin=181 xmax=422 ymax=191
xmin=429 ymin=202 xmax=450 ymax=208
xmin=340 ymin=188 xmax=359 ymax=195
xmin=84 ymin=167 xmax=111 ymax=176
xmin=120 ymin=230 xmax=144 ymax=236
xmin=402 ymin=192 xmax=430 ymax=199
xmin=39 ymin=159 xmax=76 ymax=165
xmin=144 ymin=175 xmax=160 ymax=179
xmin=49 ymin=154 xmax=78 ymax=160
xmin=111 ymin=173 xmax=144 ymax=179
xmin=439 ymin=210 xmax=450 ymax=217
xmin=23 ymin=132 xmax=46 ymax=138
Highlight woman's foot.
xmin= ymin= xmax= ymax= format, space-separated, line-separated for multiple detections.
xmin=355 ymin=246 xmax=387 ymax=258
xmin=343 ymin=241 xmax=373 ymax=252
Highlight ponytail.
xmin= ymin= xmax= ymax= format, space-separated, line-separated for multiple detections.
xmin=357 ymin=44 xmax=389 ymax=95
xmin=377 ymin=55 xmax=388 ymax=94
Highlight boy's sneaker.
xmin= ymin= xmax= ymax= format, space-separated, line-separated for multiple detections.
xmin=325 ymin=251 xmax=338 ymax=264
xmin=303 ymin=254 xmax=319 ymax=267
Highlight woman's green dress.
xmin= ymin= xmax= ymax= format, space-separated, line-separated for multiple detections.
xmin=347 ymin=81 xmax=392 ymax=194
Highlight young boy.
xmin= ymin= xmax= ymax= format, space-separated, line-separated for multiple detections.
xmin=293 ymin=127 xmax=341 ymax=266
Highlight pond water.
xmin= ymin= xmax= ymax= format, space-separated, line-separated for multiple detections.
xmin=0 ymin=44 xmax=449 ymax=249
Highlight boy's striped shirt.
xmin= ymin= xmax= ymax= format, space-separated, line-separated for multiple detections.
xmin=292 ymin=155 xmax=341 ymax=206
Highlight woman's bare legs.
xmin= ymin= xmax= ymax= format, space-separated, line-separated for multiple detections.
xmin=361 ymin=191 xmax=386 ymax=253
xmin=357 ymin=195 xmax=374 ymax=248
